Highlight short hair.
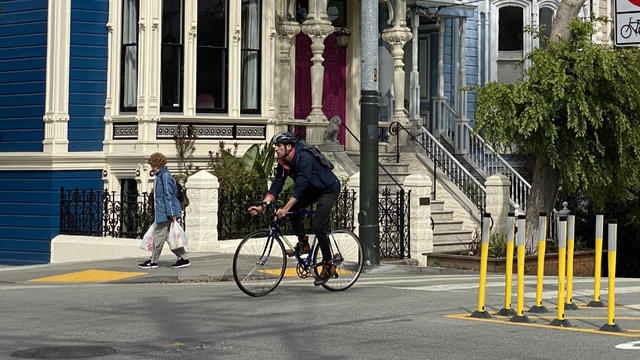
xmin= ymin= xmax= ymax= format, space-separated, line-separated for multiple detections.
xmin=148 ymin=152 xmax=167 ymax=168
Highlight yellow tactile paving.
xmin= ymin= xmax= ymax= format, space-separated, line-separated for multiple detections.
xmin=29 ymin=270 xmax=146 ymax=283
xmin=260 ymin=267 xmax=355 ymax=277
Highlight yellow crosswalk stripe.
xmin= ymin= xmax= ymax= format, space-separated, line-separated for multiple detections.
xmin=29 ymin=270 xmax=146 ymax=283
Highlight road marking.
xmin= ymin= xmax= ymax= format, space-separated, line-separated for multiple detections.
xmin=29 ymin=270 xmax=146 ymax=283
xmin=615 ymin=340 xmax=640 ymax=349
xmin=446 ymin=313 xmax=640 ymax=338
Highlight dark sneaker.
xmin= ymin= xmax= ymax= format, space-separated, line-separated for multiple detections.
xmin=285 ymin=239 xmax=311 ymax=257
xmin=171 ymin=258 xmax=190 ymax=269
xmin=314 ymin=260 xmax=336 ymax=286
xmin=138 ymin=260 xmax=158 ymax=269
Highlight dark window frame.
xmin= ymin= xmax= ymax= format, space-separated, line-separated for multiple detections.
xmin=120 ymin=0 xmax=139 ymax=113
xmin=160 ymin=0 xmax=185 ymax=113
xmin=498 ymin=6 xmax=524 ymax=52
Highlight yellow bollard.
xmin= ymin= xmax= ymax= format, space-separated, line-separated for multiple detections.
xmin=498 ymin=213 xmax=516 ymax=316
xmin=565 ymin=214 xmax=578 ymax=310
xmin=471 ymin=213 xmax=492 ymax=319
xmin=600 ymin=221 xmax=623 ymax=332
xmin=551 ymin=217 xmax=571 ymax=327
xmin=510 ymin=214 xmax=531 ymax=323
xmin=588 ymin=215 xmax=605 ymax=307
xmin=529 ymin=213 xmax=549 ymax=313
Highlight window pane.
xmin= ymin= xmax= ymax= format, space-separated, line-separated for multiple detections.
xmin=196 ymin=47 xmax=226 ymax=112
xmin=122 ymin=45 xmax=138 ymax=109
xmin=121 ymin=0 xmax=138 ymax=111
xmin=241 ymin=50 xmax=259 ymax=111
xmin=499 ymin=6 xmax=523 ymax=51
xmin=161 ymin=0 xmax=184 ymax=111
xmin=161 ymin=45 xmax=183 ymax=110
xmin=198 ymin=0 xmax=226 ymax=47
xmin=162 ymin=1 xmax=183 ymax=44
xmin=241 ymin=0 xmax=260 ymax=113
xmin=539 ymin=7 xmax=554 ymax=41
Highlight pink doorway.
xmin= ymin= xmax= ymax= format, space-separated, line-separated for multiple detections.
xmin=294 ymin=33 xmax=347 ymax=145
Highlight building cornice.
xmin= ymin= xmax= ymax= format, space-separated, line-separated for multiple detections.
xmin=0 ymin=152 xmax=106 ymax=171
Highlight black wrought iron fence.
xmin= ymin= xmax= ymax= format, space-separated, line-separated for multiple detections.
xmin=379 ymin=186 xmax=411 ymax=259
xmin=217 ymin=188 xmax=357 ymax=240
xmin=60 ymin=188 xmax=185 ymax=239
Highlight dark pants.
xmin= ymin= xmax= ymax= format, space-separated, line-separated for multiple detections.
xmin=289 ymin=190 xmax=337 ymax=261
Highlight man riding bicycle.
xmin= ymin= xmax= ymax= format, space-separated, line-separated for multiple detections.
xmin=248 ymin=131 xmax=341 ymax=286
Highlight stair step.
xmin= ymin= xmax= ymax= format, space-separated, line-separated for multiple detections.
xmin=433 ymin=241 xmax=472 ymax=253
xmin=433 ymin=230 xmax=474 ymax=243
xmin=431 ymin=200 xmax=445 ymax=212
xmin=432 ymin=220 xmax=464 ymax=232
xmin=431 ymin=210 xmax=454 ymax=222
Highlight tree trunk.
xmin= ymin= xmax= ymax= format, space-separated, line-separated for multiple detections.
xmin=524 ymin=156 xmax=559 ymax=251
xmin=550 ymin=0 xmax=587 ymax=43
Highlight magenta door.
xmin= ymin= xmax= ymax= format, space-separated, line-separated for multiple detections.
xmin=294 ymin=33 xmax=347 ymax=145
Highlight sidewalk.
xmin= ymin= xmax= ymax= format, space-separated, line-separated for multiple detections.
xmin=0 ymin=253 xmax=450 ymax=286
xmin=0 ymin=253 xmax=235 ymax=285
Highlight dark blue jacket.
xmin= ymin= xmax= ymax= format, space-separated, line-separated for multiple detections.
xmin=267 ymin=141 xmax=340 ymax=200
xmin=154 ymin=167 xmax=182 ymax=223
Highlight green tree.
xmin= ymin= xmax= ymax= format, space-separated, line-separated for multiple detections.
xmin=473 ymin=19 xmax=640 ymax=247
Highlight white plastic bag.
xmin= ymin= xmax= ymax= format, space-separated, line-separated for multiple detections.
xmin=167 ymin=221 xmax=188 ymax=249
xmin=140 ymin=222 xmax=156 ymax=251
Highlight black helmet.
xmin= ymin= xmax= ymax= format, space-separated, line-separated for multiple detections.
xmin=272 ymin=131 xmax=297 ymax=145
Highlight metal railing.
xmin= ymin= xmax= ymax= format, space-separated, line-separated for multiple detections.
xmin=390 ymin=122 xmax=486 ymax=211
xmin=379 ymin=186 xmax=411 ymax=259
xmin=464 ymin=123 xmax=531 ymax=211
xmin=59 ymin=188 xmax=185 ymax=239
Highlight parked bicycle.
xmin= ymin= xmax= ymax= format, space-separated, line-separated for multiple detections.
xmin=621 ymin=18 xmax=640 ymax=39
xmin=232 ymin=201 xmax=364 ymax=297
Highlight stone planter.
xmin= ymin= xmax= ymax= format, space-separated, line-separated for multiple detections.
xmin=425 ymin=250 xmax=596 ymax=277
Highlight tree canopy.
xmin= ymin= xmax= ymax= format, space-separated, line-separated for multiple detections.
xmin=473 ymin=20 xmax=640 ymax=209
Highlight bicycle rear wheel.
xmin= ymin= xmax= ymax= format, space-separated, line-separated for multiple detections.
xmin=233 ymin=230 xmax=286 ymax=297
xmin=313 ymin=229 xmax=363 ymax=291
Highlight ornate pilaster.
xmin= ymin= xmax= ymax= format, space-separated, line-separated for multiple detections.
xmin=301 ymin=0 xmax=334 ymax=137
xmin=43 ymin=0 xmax=71 ymax=154
xmin=276 ymin=20 xmax=301 ymax=121
xmin=409 ymin=10 xmax=420 ymax=123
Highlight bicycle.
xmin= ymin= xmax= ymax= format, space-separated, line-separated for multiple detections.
xmin=232 ymin=200 xmax=364 ymax=297
xmin=621 ymin=18 xmax=640 ymax=39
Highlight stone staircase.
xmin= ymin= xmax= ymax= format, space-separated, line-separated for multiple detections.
xmin=430 ymin=199 xmax=475 ymax=253
xmin=346 ymin=147 xmax=410 ymax=187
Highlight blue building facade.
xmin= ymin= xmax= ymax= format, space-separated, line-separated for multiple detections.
xmin=0 ymin=0 xmax=106 ymax=264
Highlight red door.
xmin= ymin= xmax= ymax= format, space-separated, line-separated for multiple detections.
xmin=294 ymin=33 xmax=347 ymax=145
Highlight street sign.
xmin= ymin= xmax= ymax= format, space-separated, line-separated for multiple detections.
xmin=615 ymin=0 xmax=640 ymax=46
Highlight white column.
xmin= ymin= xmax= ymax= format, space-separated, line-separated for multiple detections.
xmin=184 ymin=1 xmax=197 ymax=117
xmin=455 ymin=17 xmax=469 ymax=155
xmin=301 ymin=0 xmax=334 ymax=143
xmin=276 ymin=21 xmax=301 ymax=120
xmin=185 ymin=170 xmax=220 ymax=251
xmin=409 ymin=10 xmax=420 ymax=122
xmin=229 ymin=0 xmax=242 ymax=117
xmin=485 ymin=174 xmax=511 ymax=236
xmin=381 ymin=26 xmax=412 ymax=124
xmin=403 ymin=173 xmax=433 ymax=266
xmin=138 ymin=0 xmax=161 ymax=150
xmin=43 ymin=0 xmax=71 ymax=154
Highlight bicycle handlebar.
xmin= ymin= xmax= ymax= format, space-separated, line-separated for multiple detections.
xmin=249 ymin=200 xmax=315 ymax=216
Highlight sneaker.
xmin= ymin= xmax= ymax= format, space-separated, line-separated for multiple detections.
xmin=138 ymin=260 xmax=158 ymax=269
xmin=171 ymin=258 xmax=190 ymax=269
xmin=314 ymin=260 xmax=336 ymax=286
xmin=285 ymin=237 xmax=310 ymax=257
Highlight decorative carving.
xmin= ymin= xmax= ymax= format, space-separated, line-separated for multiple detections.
xmin=381 ymin=27 xmax=413 ymax=46
xmin=323 ymin=116 xmax=341 ymax=143
xmin=301 ymin=23 xmax=334 ymax=39
xmin=189 ymin=21 xmax=197 ymax=38
xmin=106 ymin=23 xmax=113 ymax=32
xmin=233 ymin=28 xmax=241 ymax=44
xmin=277 ymin=20 xmax=301 ymax=38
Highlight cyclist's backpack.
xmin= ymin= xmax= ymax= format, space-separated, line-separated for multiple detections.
xmin=298 ymin=141 xmax=334 ymax=170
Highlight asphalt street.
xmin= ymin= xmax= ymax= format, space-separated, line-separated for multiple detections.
xmin=1 ymin=254 xmax=639 ymax=359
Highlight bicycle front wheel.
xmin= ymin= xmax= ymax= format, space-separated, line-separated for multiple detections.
xmin=233 ymin=230 xmax=286 ymax=297
xmin=313 ymin=229 xmax=363 ymax=291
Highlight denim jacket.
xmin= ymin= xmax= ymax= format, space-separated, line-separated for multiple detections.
xmin=154 ymin=167 xmax=182 ymax=223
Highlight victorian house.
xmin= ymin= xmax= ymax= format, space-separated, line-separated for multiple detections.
xmin=0 ymin=0 xmax=613 ymax=264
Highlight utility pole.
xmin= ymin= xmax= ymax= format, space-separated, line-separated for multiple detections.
xmin=360 ymin=0 xmax=379 ymax=266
